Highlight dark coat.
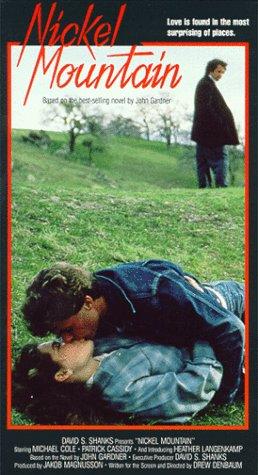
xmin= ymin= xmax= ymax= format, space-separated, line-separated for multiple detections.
xmin=191 ymin=76 xmax=239 ymax=147
xmin=94 ymin=259 xmax=244 ymax=403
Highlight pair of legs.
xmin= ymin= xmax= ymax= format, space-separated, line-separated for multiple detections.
xmin=205 ymin=281 xmax=244 ymax=321
xmin=196 ymin=143 xmax=229 ymax=188
xmin=204 ymin=280 xmax=244 ymax=402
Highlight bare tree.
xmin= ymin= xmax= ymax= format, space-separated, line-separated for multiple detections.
xmin=152 ymin=99 xmax=185 ymax=148
xmin=46 ymin=100 xmax=104 ymax=154
xmin=228 ymin=128 xmax=244 ymax=185
xmin=135 ymin=106 xmax=154 ymax=141
xmin=158 ymin=112 xmax=180 ymax=148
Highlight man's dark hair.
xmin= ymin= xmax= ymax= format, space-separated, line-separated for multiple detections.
xmin=23 ymin=262 xmax=102 ymax=337
xmin=205 ymin=59 xmax=227 ymax=76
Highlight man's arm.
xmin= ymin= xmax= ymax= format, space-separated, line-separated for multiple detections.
xmin=195 ymin=79 xmax=225 ymax=127
xmin=201 ymin=312 xmax=244 ymax=404
xmin=158 ymin=276 xmax=244 ymax=404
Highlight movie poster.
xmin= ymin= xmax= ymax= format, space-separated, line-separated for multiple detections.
xmin=1 ymin=0 xmax=257 ymax=473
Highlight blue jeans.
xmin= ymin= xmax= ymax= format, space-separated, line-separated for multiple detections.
xmin=205 ymin=281 xmax=244 ymax=321
xmin=204 ymin=280 xmax=244 ymax=402
xmin=196 ymin=143 xmax=229 ymax=188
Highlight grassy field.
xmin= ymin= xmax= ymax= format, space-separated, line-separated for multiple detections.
xmin=12 ymin=129 xmax=244 ymax=426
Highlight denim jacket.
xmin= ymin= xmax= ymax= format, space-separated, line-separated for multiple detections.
xmin=95 ymin=259 xmax=244 ymax=403
xmin=92 ymin=337 xmax=223 ymax=423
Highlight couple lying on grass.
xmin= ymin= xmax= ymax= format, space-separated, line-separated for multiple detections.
xmin=13 ymin=259 xmax=245 ymax=425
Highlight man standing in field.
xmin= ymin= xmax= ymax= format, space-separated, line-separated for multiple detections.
xmin=191 ymin=59 xmax=239 ymax=188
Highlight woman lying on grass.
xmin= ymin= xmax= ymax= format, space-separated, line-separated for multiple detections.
xmin=12 ymin=335 xmax=243 ymax=426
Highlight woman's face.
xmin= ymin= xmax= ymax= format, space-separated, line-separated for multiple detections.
xmin=38 ymin=340 xmax=94 ymax=376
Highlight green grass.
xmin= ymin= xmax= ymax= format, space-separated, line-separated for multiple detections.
xmin=13 ymin=129 xmax=244 ymax=191
xmin=11 ymin=129 xmax=244 ymax=426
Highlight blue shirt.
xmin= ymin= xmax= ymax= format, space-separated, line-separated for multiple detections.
xmin=92 ymin=337 xmax=223 ymax=423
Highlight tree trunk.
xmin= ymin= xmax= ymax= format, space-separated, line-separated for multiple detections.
xmin=143 ymin=119 xmax=150 ymax=141
xmin=88 ymin=144 xmax=93 ymax=164
xmin=69 ymin=129 xmax=76 ymax=153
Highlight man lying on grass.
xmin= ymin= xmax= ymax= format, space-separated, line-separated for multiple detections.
xmin=23 ymin=259 xmax=245 ymax=405
xmin=13 ymin=337 xmax=225 ymax=425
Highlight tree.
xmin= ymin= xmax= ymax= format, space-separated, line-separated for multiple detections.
xmin=135 ymin=106 xmax=154 ymax=141
xmin=82 ymin=115 xmax=105 ymax=163
xmin=107 ymin=115 xmax=141 ymax=138
xmin=46 ymin=100 xmax=104 ymax=154
xmin=228 ymin=129 xmax=244 ymax=186
xmin=47 ymin=101 xmax=86 ymax=152
xmin=152 ymin=100 xmax=185 ymax=148
xmin=158 ymin=112 xmax=181 ymax=148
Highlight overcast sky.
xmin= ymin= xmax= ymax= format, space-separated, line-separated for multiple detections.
xmin=11 ymin=45 xmax=246 ymax=137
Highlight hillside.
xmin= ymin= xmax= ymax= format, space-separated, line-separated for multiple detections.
xmin=12 ymin=129 xmax=244 ymax=191
xmin=12 ymin=129 xmax=244 ymax=426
